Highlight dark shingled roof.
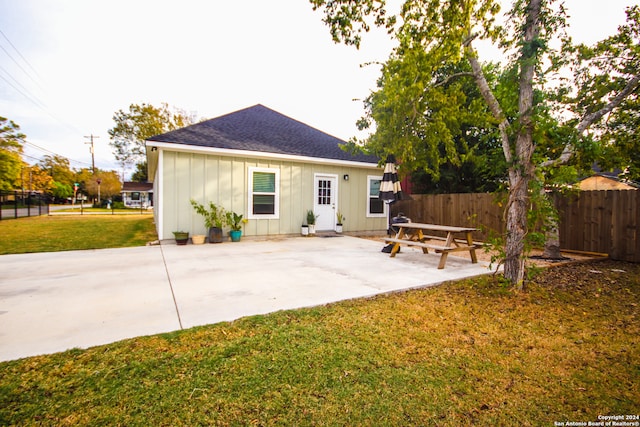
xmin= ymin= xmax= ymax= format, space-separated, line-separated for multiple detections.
xmin=122 ymin=182 xmax=153 ymax=192
xmin=147 ymin=104 xmax=379 ymax=165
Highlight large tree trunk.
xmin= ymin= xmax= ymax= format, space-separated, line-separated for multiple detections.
xmin=466 ymin=0 xmax=541 ymax=288
xmin=504 ymin=170 xmax=530 ymax=288
xmin=503 ymin=0 xmax=542 ymax=290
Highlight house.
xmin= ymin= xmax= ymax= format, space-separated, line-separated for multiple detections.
xmin=146 ymin=104 xmax=389 ymax=240
xmin=121 ymin=182 xmax=153 ymax=208
xmin=578 ymin=172 xmax=640 ymax=191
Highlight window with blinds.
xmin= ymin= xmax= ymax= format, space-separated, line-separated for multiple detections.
xmin=367 ymin=176 xmax=385 ymax=217
xmin=248 ymin=167 xmax=279 ymax=218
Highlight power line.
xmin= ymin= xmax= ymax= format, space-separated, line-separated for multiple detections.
xmin=0 ymin=72 xmax=83 ymax=136
xmin=0 ymin=65 xmax=47 ymax=110
xmin=23 ymin=140 xmax=92 ymax=167
xmin=0 ymin=72 xmax=45 ymax=110
xmin=0 ymin=29 xmax=45 ymax=92
xmin=0 ymin=32 xmax=84 ymax=137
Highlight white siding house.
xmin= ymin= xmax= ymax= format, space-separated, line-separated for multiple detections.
xmin=146 ymin=105 xmax=388 ymax=240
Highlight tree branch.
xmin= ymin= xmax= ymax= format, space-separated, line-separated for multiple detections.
xmin=464 ymin=42 xmax=513 ymax=164
xmin=433 ymin=72 xmax=476 ymax=87
xmin=540 ymin=74 xmax=640 ymax=168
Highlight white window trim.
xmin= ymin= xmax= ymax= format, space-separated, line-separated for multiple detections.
xmin=248 ymin=167 xmax=280 ymax=219
xmin=367 ymin=175 xmax=388 ymax=218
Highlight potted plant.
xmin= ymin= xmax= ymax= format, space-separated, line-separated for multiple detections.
xmin=336 ymin=211 xmax=345 ymax=233
xmin=306 ymin=210 xmax=318 ymax=235
xmin=173 ymin=231 xmax=189 ymax=245
xmin=190 ymin=199 xmax=227 ymax=243
xmin=226 ymin=211 xmax=247 ymax=242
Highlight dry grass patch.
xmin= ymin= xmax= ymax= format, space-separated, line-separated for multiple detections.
xmin=0 ymin=260 xmax=638 ymax=425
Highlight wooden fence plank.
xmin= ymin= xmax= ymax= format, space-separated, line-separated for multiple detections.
xmin=393 ymin=190 xmax=639 ymax=262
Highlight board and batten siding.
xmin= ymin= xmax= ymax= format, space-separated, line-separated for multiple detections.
xmin=157 ymin=150 xmax=387 ymax=239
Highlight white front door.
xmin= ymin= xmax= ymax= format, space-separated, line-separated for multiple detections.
xmin=314 ymin=174 xmax=338 ymax=231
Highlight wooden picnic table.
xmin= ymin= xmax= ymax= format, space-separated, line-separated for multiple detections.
xmin=383 ymin=222 xmax=479 ymax=269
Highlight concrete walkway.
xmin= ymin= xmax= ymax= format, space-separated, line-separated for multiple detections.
xmin=0 ymin=236 xmax=494 ymax=362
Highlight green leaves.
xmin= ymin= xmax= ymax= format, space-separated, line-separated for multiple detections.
xmin=310 ymin=0 xmax=395 ymax=47
xmin=108 ymin=103 xmax=195 ymax=168
xmin=0 ymin=116 xmax=26 ymax=190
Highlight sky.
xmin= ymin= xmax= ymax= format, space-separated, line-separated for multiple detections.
xmin=1 ymin=0 xmax=638 ymax=178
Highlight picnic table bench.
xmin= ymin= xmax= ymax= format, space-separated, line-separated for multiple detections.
xmin=383 ymin=222 xmax=479 ymax=269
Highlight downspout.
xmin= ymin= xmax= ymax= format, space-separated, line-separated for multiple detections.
xmin=156 ymin=149 xmax=164 ymax=240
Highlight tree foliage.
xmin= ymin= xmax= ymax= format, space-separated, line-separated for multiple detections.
xmin=38 ymin=155 xmax=75 ymax=187
xmin=0 ymin=116 xmax=26 ymax=191
xmin=22 ymin=165 xmax=54 ymax=193
xmin=108 ymin=103 xmax=195 ymax=171
xmin=74 ymin=169 xmax=122 ymax=201
xmin=131 ymin=161 xmax=148 ymax=183
xmin=311 ymin=0 xmax=640 ymax=288
xmin=569 ymin=6 xmax=640 ymax=181
xmin=356 ymin=54 xmax=510 ymax=193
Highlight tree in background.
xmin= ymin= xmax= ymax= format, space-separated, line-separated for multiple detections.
xmin=311 ymin=0 xmax=640 ymax=289
xmin=353 ymin=56 xmax=508 ymax=194
xmin=567 ymin=7 xmax=640 ymax=183
xmin=0 ymin=116 xmax=26 ymax=191
xmin=75 ymin=168 xmax=122 ymax=204
xmin=51 ymin=182 xmax=73 ymax=203
xmin=130 ymin=161 xmax=148 ymax=182
xmin=21 ymin=165 xmax=54 ymax=194
xmin=38 ymin=155 xmax=75 ymax=187
xmin=108 ymin=103 xmax=195 ymax=179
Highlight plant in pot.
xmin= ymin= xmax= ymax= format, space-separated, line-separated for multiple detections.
xmin=306 ymin=210 xmax=318 ymax=235
xmin=226 ymin=211 xmax=247 ymax=242
xmin=336 ymin=211 xmax=345 ymax=233
xmin=190 ymin=199 xmax=227 ymax=243
xmin=173 ymin=231 xmax=189 ymax=245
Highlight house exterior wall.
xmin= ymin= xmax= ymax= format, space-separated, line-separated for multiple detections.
xmin=122 ymin=191 xmax=152 ymax=208
xmin=155 ymin=150 xmax=387 ymax=239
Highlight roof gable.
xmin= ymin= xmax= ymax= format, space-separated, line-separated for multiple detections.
xmin=147 ymin=104 xmax=378 ymax=164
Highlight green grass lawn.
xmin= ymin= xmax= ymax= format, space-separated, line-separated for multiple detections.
xmin=0 ymin=215 xmax=157 ymax=254
xmin=0 ymin=260 xmax=637 ymax=426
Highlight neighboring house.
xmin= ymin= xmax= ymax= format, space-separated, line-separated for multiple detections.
xmin=146 ymin=104 xmax=388 ymax=240
xmin=121 ymin=182 xmax=153 ymax=208
xmin=578 ymin=173 xmax=640 ymax=191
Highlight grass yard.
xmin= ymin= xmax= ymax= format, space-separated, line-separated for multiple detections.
xmin=0 ymin=215 xmax=157 ymax=254
xmin=0 ymin=260 xmax=638 ymax=426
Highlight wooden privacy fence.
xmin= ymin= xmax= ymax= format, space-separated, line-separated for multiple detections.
xmin=391 ymin=190 xmax=639 ymax=263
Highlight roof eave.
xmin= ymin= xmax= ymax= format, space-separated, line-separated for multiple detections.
xmin=145 ymin=141 xmax=380 ymax=169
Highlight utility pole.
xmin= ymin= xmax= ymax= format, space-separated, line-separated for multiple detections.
xmin=84 ymin=134 xmax=99 ymax=174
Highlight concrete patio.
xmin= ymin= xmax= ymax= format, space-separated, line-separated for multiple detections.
xmin=0 ymin=235 xmax=495 ymax=362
